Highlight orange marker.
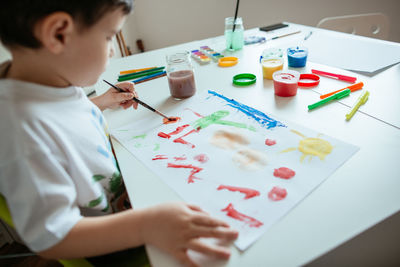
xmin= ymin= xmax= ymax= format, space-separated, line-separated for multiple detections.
xmin=120 ymin=67 xmax=158 ymax=75
xmin=320 ymin=82 xmax=364 ymax=99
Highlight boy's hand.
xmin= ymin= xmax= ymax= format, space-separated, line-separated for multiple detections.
xmin=90 ymin=82 xmax=138 ymax=111
xmin=141 ymin=202 xmax=238 ymax=267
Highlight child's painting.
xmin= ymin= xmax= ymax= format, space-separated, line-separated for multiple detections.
xmin=112 ymin=90 xmax=359 ymax=250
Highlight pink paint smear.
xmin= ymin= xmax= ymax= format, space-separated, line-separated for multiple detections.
xmin=273 ymin=167 xmax=296 ymax=179
xmin=265 ymin=139 xmax=276 ymax=146
xmin=221 ymin=203 xmax=263 ymax=228
xmin=217 ymin=185 xmax=260 ymax=199
xmin=194 ymin=154 xmax=209 ymax=163
xmin=268 ymin=186 xmax=287 ymax=201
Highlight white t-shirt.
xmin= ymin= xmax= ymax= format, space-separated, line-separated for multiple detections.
xmin=0 ymin=62 xmax=123 ymax=252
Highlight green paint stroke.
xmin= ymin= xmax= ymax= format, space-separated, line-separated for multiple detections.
xmin=153 ymin=143 xmax=160 ymax=151
xmin=134 ymin=143 xmax=142 ymax=148
xmin=109 ymin=172 xmax=122 ymax=193
xmin=88 ymin=193 xmax=104 ymax=208
xmin=92 ymin=174 xmax=106 ymax=182
xmin=131 ymin=134 xmax=147 ymax=140
xmin=193 ymin=110 xmax=256 ymax=131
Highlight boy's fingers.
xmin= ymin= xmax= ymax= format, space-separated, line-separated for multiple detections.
xmin=115 ymin=92 xmax=134 ymax=102
xmin=116 ymin=82 xmax=135 ymax=93
xmin=175 ymin=251 xmax=199 ymax=267
xmin=120 ymin=101 xmax=133 ymax=109
xmin=187 ymin=240 xmax=231 ymax=259
xmin=191 ymin=225 xmax=239 ymax=240
xmin=192 ymin=214 xmax=229 ymax=227
xmin=187 ymin=204 xmax=207 ymax=213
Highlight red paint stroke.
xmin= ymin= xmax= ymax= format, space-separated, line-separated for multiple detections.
xmin=157 ymin=124 xmax=190 ymax=139
xmin=167 ymin=163 xmax=203 ymax=183
xmin=265 ymin=139 xmax=276 ymax=146
xmin=152 ymin=155 xmax=168 ymax=160
xmin=273 ymin=167 xmax=296 ymax=179
xmin=173 ymin=128 xmax=200 ymax=148
xmin=217 ymin=185 xmax=260 ymax=199
xmin=169 ymin=124 xmax=190 ymax=135
xmin=174 ymin=155 xmax=187 ymax=161
xmin=158 ymin=132 xmax=171 ymax=139
xmin=163 ymin=117 xmax=181 ymax=124
xmin=268 ymin=186 xmax=287 ymax=201
xmin=221 ymin=203 xmax=263 ymax=228
xmin=184 ymin=108 xmax=204 ymax=117
xmin=194 ymin=154 xmax=209 ymax=163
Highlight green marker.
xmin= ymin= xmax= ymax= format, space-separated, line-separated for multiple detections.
xmin=308 ymin=89 xmax=351 ymax=111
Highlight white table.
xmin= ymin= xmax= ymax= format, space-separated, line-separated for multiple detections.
xmin=96 ymin=23 xmax=400 ymax=266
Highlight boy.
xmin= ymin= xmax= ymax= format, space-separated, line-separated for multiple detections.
xmin=0 ymin=1 xmax=238 ymax=266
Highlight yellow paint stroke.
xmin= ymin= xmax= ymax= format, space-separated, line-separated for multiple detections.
xmin=281 ymin=129 xmax=333 ymax=162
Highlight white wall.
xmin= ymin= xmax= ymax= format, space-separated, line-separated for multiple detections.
xmin=123 ymin=0 xmax=400 ymax=53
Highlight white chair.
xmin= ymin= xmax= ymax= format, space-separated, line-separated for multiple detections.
xmin=317 ymin=13 xmax=389 ymax=40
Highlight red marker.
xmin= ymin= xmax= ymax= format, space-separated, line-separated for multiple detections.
xmin=312 ymin=69 xmax=357 ymax=83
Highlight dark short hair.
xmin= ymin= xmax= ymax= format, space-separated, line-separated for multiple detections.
xmin=0 ymin=0 xmax=133 ymax=48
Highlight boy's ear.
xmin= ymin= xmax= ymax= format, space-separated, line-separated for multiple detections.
xmin=34 ymin=12 xmax=75 ymax=54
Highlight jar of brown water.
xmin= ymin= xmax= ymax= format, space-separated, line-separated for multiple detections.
xmin=166 ymin=51 xmax=196 ymax=99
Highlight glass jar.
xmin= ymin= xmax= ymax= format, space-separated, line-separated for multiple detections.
xmin=166 ymin=51 xmax=196 ymax=99
xmin=225 ymin=17 xmax=244 ymax=51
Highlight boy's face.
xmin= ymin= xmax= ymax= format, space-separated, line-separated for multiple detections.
xmin=61 ymin=8 xmax=127 ymax=86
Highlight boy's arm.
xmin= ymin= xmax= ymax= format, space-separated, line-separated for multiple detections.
xmin=39 ymin=203 xmax=238 ymax=266
xmin=39 ymin=208 xmax=146 ymax=259
xmin=89 ymin=82 xmax=138 ymax=111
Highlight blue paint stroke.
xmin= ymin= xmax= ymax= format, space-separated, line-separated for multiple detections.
xmin=207 ymin=90 xmax=286 ymax=129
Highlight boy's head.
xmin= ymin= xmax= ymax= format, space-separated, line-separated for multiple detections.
xmin=0 ymin=0 xmax=133 ymax=86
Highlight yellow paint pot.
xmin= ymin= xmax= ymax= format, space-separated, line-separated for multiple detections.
xmin=261 ymin=58 xmax=284 ymax=80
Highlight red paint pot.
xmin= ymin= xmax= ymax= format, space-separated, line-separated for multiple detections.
xmin=273 ymin=70 xmax=300 ymax=97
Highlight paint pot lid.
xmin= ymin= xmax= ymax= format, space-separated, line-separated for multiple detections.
xmin=287 ymin=46 xmax=308 ymax=57
xmin=218 ymin=57 xmax=238 ymax=67
xmin=298 ymin=73 xmax=320 ymax=87
xmin=233 ymin=73 xmax=257 ymax=86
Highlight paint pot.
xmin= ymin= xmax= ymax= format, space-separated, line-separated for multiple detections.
xmin=260 ymin=48 xmax=283 ymax=63
xmin=261 ymin=58 xmax=284 ymax=80
xmin=287 ymin=46 xmax=308 ymax=68
xmin=166 ymin=51 xmax=196 ymax=99
xmin=273 ymin=70 xmax=300 ymax=97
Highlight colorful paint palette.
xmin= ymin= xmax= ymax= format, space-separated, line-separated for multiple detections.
xmin=190 ymin=49 xmax=211 ymax=64
xmin=200 ymin=46 xmax=224 ymax=61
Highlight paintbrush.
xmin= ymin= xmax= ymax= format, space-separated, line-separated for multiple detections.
xmin=103 ymin=79 xmax=171 ymax=121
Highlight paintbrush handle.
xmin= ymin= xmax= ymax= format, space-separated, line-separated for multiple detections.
xmin=132 ymin=97 xmax=169 ymax=119
xmin=102 ymin=79 xmax=169 ymax=119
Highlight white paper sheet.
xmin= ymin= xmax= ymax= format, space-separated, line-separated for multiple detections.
xmin=112 ymin=90 xmax=359 ymax=250
xmin=304 ymin=30 xmax=400 ymax=73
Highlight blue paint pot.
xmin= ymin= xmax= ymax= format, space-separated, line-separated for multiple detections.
xmin=287 ymin=46 xmax=308 ymax=68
